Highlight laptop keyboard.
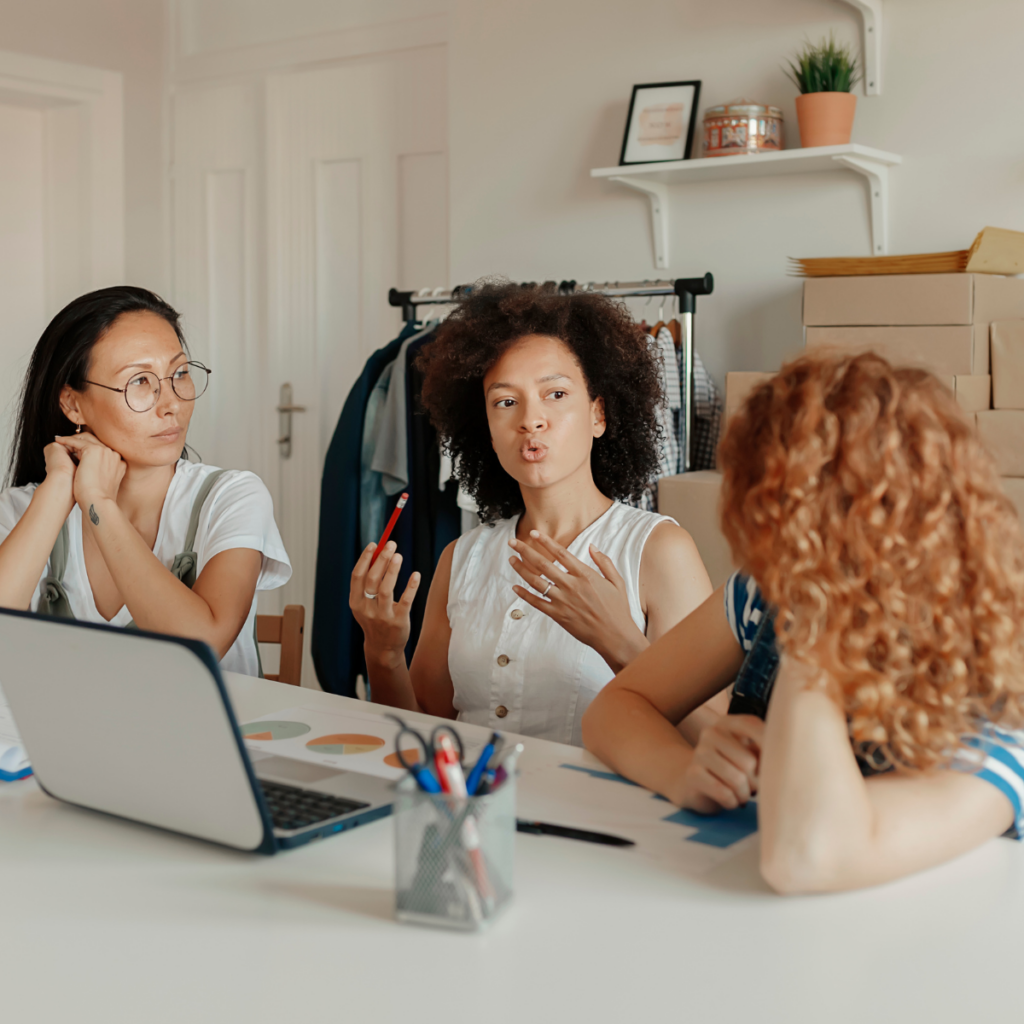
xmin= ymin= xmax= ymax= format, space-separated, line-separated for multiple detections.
xmin=258 ymin=779 xmax=369 ymax=832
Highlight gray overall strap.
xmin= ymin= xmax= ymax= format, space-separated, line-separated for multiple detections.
xmin=37 ymin=522 xmax=74 ymax=618
xmin=168 ymin=468 xmax=229 ymax=588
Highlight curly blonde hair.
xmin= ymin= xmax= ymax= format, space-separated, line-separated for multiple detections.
xmin=719 ymin=349 xmax=1024 ymax=769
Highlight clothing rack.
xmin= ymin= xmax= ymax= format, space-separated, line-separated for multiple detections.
xmin=387 ymin=274 xmax=714 ymax=471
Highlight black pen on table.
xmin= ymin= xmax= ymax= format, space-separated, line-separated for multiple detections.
xmin=516 ymin=819 xmax=635 ymax=847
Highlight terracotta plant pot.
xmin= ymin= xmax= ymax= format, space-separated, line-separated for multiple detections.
xmin=795 ymin=91 xmax=857 ymax=147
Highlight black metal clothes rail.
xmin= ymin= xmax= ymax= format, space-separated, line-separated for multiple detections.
xmin=387 ymin=274 xmax=714 ymax=471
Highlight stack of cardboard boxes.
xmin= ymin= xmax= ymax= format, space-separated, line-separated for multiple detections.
xmin=658 ymin=273 xmax=1024 ymax=587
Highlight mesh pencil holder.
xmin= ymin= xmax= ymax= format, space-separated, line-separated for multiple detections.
xmin=394 ymin=774 xmax=515 ymax=930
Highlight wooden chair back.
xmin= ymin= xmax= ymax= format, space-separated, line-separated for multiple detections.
xmin=255 ymin=604 xmax=305 ymax=686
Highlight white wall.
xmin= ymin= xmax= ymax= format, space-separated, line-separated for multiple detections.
xmin=177 ymin=0 xmax=1024 ymax=389
xmin=447 ymin=0 xmax=1024 ymax=387
xmin=0 ymin=0 xmax=167 ymax=294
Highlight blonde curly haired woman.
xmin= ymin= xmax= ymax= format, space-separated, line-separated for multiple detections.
xmin=583 ymin=350 xmax=1024 ymax=894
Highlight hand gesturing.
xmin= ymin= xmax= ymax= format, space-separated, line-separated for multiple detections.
xmin=508 ymin=528 xmax=647 ymax=672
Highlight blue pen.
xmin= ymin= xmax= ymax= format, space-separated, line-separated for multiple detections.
xmin=466 ymin=732 xmax=502 ymax=795
xmin=410 ymin=762 xmax=442 ymax=793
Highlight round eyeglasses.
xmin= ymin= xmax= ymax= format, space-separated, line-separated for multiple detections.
xmin=84 ymin=361 xmax=212 ymax=413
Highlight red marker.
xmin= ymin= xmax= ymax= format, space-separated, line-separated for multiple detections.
xmin=369 ymin=492 xmax=409 ymax=568
xmin=434 ymin=734 xmax=494 ymax=908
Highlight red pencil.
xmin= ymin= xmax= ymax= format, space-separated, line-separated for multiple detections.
xmin=369 ymin=492 xmax=409 ymax=567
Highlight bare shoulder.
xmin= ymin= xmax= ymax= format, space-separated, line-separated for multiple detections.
xmin=435 ymin=538 xmax=458 ymax=578
xmin=642 ymin=519 xmax=705 ymax=574
xmin=638 ymin=517 xmax=713 ymax=627
xmin=422 ymin=539 xmax=459 ymax=612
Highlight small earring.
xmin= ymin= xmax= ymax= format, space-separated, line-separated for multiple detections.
xmin=76 ymin=423 xmax=82 ymax=434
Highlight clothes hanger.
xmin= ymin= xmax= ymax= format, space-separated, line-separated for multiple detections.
xmin=668 ymin=295 xmax=681 ymax=347
xmin=651 ymin=298 xmax=667 ymax=338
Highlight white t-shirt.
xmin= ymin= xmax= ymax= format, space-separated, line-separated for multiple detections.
xmin=0 ymin=460 xmax=291 ymax=677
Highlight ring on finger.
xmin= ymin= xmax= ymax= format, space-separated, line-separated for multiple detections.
xmin=364 ymin=591 xmax=378 ymax=600
xmin=541 ymin=577 xmax=555 ymax=598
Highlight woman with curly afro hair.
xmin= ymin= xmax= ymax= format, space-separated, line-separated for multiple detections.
xmin=349 ymin=281 xmax=715 ymax=745
xmin=584 ymin=349 xmax=1024 ymax=892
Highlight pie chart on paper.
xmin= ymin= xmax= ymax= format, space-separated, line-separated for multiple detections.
xmin=306 ymin=733 xmax=386 ymax=756
xmin=241 ymin=720 xmax=311 ymax=741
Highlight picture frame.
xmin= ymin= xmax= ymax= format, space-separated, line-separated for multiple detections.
xmin=619 ymin=80 xmax=702 ymax=166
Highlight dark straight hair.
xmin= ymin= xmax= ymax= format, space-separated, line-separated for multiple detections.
xmin=7 ymin=286 xmax=187 ymax=488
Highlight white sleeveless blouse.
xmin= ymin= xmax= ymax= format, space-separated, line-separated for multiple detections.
xmin=447 ymin=502 xmax=673 ymax=746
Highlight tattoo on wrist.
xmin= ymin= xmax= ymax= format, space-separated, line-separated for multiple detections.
xmin=88 ymin=504 xmax=99 ymax=526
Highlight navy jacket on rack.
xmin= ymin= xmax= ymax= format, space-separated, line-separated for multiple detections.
xmin=311 ymin=325 xmax=416 ymax=696
xmin=406 ymin=332 xmax=461 ymax=647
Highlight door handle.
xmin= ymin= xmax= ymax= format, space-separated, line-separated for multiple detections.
xmin=277 ymin=383 xmax=306 ymax=459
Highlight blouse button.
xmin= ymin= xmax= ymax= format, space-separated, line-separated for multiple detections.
xmin=495 ymin=705 xmax=509 ymax=719
xmin=510 ymin=609 xmax=524 ymax=620
xmin=496 ymin=654 xmax=510 ymax=667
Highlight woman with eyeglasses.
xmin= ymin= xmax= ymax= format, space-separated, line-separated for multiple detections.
xmin=0 ymin=286 xmax=290 ymax=676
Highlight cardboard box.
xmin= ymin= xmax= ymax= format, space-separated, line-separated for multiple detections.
xmin=657 ymin=471 xmax=735 ymax=589
xmin=1001 ymin=477 xmax=1024 ymax=521
xmin=990 ymin=320 xmax=1024 ymax=410
xmin=803 ymin=274 xmax=1024 ymax=376
xmin=803 ymin=274 xmax=974 ymax=328
xmin=954 ymin=375 xmax=991 ymax=413
xmin=805 ymin=326 xmax=976 ymax=377
xmin=724 ymin=372 xmax=773 ymax=429
xmin=976 ymin=410 xmax=1024 ymax=476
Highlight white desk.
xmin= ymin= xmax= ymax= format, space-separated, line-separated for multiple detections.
xmin=1 ymin=673 xmax=1021 ymax=1023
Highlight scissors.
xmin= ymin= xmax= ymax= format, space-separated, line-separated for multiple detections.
xmin=386 ymin=714 xmax=465 ymax=792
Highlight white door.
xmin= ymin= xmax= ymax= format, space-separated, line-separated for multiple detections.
xmin=0 ymin=53 xmax=123 ymax=479
xmin=0 ymin=102 xmax=47 ymax=474
xmin=172 ymin=46 xmax=448 ymax=686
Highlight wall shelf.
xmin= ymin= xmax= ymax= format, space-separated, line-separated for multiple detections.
xmin=591 ymin=144 xmax=902 ymax=270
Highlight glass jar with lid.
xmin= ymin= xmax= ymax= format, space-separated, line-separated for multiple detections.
xmin=702 ymin=99 xmax=783 ymax=158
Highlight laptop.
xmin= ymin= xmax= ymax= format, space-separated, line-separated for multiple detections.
xmin=0 ymin=608 xmax=394 ymax=853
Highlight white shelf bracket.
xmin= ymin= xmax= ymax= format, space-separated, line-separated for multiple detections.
xmin=832 ymin=154 xmax=889 ymax=254
xmin=841 ymin=0 xmax=883 ymax=95
xmin=609 ymin=175 xmax=670 ymax=270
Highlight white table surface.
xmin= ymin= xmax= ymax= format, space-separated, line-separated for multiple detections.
xmin=1 ymin=672 xmax=1021 ymax=1024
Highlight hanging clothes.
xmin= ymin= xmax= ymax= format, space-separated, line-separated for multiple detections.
xmin=654 ymin=325 xmax=684 ymax=474
xmin=312 ymin=323 xmax=417 ymax=697
xmin=359 ymin=360 xmax=394 ymax=549
xmin=628 ymin=330 xmax=678 ymax=512
xmin=690 ymin=354 xmax=723 ymax=470
xmin=313 ymin=321 xmax=460 ymax=695
xmin=369 ymin=322 xmax=438 ymax=496
xmin=406 ymin=332 xmax=461 ymax=650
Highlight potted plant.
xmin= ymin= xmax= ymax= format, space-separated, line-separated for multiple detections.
xmin=785 ymin=33 xmax=861 ymax=148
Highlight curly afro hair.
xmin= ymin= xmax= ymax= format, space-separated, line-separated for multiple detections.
xmin=417 ymin=280 xmax=663 ymax=523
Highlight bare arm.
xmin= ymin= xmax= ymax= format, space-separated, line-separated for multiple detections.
xmin=0 ymin=444 xmax=77 ymax=610
xmin=758 ymin=656 xmax=1016 ymax=894
xmin=351 ymin=539 xmax=456 ymax=718
xmin=85 ymin=495 xmax=261 ymax=657
xmin=67 ymin=436 xmax=261 ymax=658
xmin=581 ymin=585 xmax=744 ymax=803
xmin=640 ymin=521 xmax=713 ymax=644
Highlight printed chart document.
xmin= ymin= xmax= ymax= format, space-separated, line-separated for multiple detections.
xmin=240 ymin=705 xmax=486 ymax=782
xmin=0 ymin=683 xmax=31 ymax=781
